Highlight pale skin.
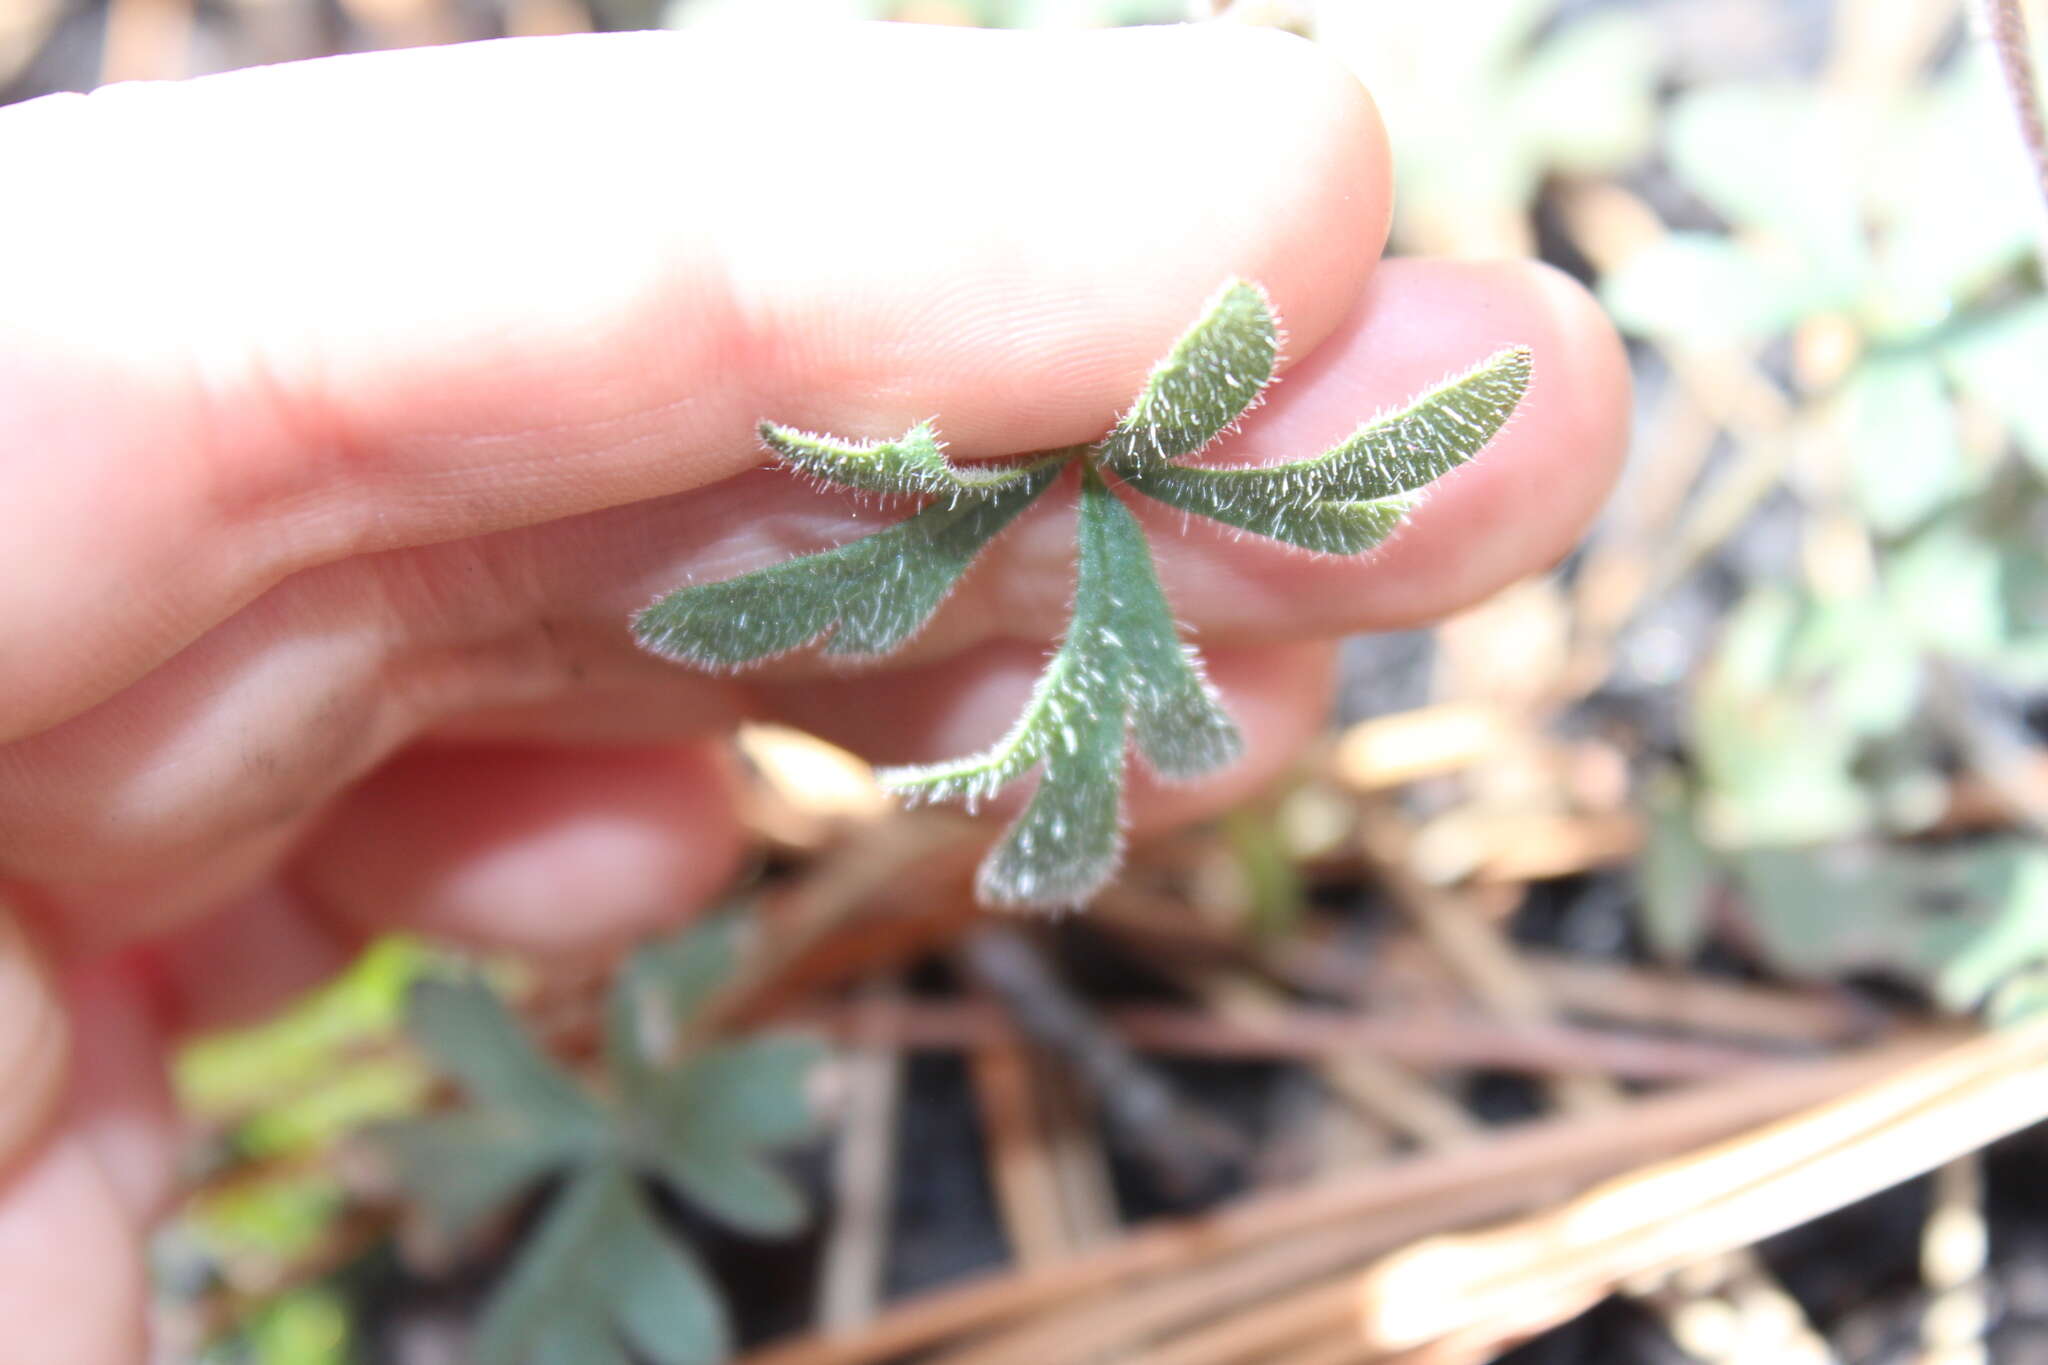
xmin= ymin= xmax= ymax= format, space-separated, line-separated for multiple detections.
xmin=0 ymin=22 xmax=1631 ymax=1361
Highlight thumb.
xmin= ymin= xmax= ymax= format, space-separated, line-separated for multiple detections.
xmin=0 ymin=899 xmax=67 ymax=1171
xmin=0 ymin=902 xmax=155 ymax=1365
xmin=0 ymin=22 xmax=1388 ymax=740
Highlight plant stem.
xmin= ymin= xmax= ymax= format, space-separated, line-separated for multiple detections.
xmin=1976 ymin=0 xmax=2048 ymax=271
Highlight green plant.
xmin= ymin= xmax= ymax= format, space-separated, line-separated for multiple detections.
xmin=633 ymin=281 xmax=1531 ymax=906
xmin=372 ymin=915 xmax=823 ymax=1365
xmin=1608 ymin=29 xmax=2048 ymax=1012
xmin=1601 ymin=46 xmax=2048 ymax=533
xmin=1318 ymin=0 xmax=1659 ymax=256
xmin=1643 ymin=779 xmax=2048 ymax=1017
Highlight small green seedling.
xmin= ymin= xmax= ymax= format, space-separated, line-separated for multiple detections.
xmin=374 ymin=915 xmax=822 ymax=1365
xmin=635 ymin=281 xmax=1531 ymax=907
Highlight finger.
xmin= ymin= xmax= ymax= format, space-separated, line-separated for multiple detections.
xmin=0 ymin=257 xmax=1605 ymax=906
xmin=54 ymin=964 xmax=179 ymax=1225
xmin=295 ymin=740 xmax=747 ymax=954
xmin=0 ymin=250 xmax=1606 ymax=905
xmin=3 ymin=23 xmax=1389 ymax=738
xmin=0 ymin=899 xmax=68 ymax=1174
xmin=482 ymin=254 xmax=1627 ymax=674
xmin=0 ymin=1135 xmax=149 ymax=1365
xmin=137 ymin=883 xmax=359 ymax=1036
xmin=0 ymin=553 xmax=750 ymax=938
xmin=0 ymin=940 xmax=163 ymax=1365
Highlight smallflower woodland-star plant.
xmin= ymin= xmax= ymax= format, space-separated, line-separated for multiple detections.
xmin=634 ymin=281 xmax=1530 ymax=907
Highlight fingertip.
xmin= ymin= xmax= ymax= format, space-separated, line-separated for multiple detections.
xmin=1120 ymin=21 xmax=1394 ymax=316
xmin=0 ymin=1136 xmax=148 ymax=1365
xmin=57 ymin=963 xmax=180 ymax=1226
xmin=0 ymin=900 xmax=67 ymax=1181
xmin=1203 ymin=21 xmax=1394 ymax=282
xmin=1365 ymin=257 xmax=1630 ymax=622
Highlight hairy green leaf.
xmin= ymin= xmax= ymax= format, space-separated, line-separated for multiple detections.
xmin=1118 ymin=347 xmax=1531 ymax=552
xmin=761 ymin=420 xmax=1060 ymax=500
xmin=1132 ymin=484 xmax=1418 ymax=556
xmin=1093 ymin=475 xmax=1239 ymax=781
xmin=477 ymin=1163 xmax=728 ymax=1365
xmin=883 ymin=470 xmax=1237 ymax=906
xmin=875 ymin=485 xmax=1127 ymax=812
xmin=634 ymin=464 xmax=1056 ymax=667
xmin=974 ymin=690 xmax=1129 ymax=907
xmin=1097 ymin=279 xmax=1277 ymax=471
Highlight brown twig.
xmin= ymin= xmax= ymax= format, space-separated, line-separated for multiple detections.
xmin=1093 ymin=891 xmax=1876 ymax=1050
xmin=711 ymin=817 xmax=983 ymax=1030
xmin=1126 ymin=1272 xmax=1360 ymax=1365
xmin=963 ymin=927 xmax=1247 ymax=1198
xmin=816 ymin=979 xmax=907 ymax=1331
xmin=1190 ymin=971 xmax=1476 ymax=1151
xmin=735 ymin=1032 xmax=1955 ymax=1365
xmin=1359 ymin=804 xmax=1833 ymax=1358
xmin=1358 ymin=807 xmax=1613 ymax=1112
xmin=968 ymin=1003 xmax=1077 ymax=1268
xmin=791 ymin=998 xmax=1788 ymax=1084
xmin=1975 ymin=0 xmax=2048 ymax=270
xmin=1358 ymin=1016 xmax=2048 ymax=1361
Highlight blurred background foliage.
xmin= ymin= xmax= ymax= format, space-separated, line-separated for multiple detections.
xmin=7 ymin=0 xmax=2048 ymax=1361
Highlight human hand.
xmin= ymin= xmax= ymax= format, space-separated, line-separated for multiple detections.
xmin=0 ymin=22 xmax=1628 ymax=1361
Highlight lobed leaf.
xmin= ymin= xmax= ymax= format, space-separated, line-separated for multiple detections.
xmin=635 ymin=1037 xmax=825 ymax=1148
xmin=1132 ymin=482 xmax=1419 ymax=556
xmin=373 ymin=1111 xmax=584 ymax=1247
xmin=878 ymin=605 xmax=1116 ymax=812
xmin=605 ymin=914 xmax=744 ymax=1086
xmin=973 ymin=691 xmax=1129 ymax=907
xmin=1090 ymin=470 xmax=1240 ymax=781
xmin=1096 ymin=279 xmax=1278 ymax=471
xmin=648 ymin=1141 xmax=809 ymax=1239
xmin=630 ymin=1034 xmax=825 ymax=1237
xmin=405 ymin=979 xmax=606 ymax=1138
xmin=1118 ymin=346 xmax=1531 ymax=553
xmin=633 ymin=464 xmax=1056 ymax=667
xmin=385 ymin=930 xmax=825 ymax=1365
xmin=760 ymin=420 xmax=1060 ymax=500
xmin=634 ymin=278 xmax=1533 ymax=909
xmin=884 ymin=469 xmax=1238 ymax=907
xmin=1841 ymin=354 xmax=1968 ymax=536
xmin=477 ymin=1163 xmax=728 ymax=1365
